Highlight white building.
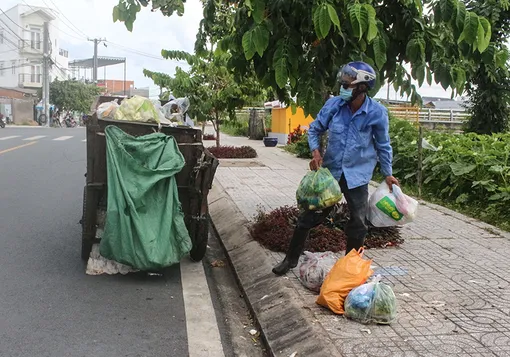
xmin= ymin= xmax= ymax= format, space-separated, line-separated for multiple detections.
xmin=0 ymin=4 xmax=69 ymax=90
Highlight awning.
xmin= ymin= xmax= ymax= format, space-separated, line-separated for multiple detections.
xmin=69 ymin=56 xmax=126 ymax=69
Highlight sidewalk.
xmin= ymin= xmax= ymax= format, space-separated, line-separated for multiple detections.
xmin=207 ymin=133 xmax=510 ymax=357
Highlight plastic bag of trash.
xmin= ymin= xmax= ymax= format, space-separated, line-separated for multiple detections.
xmin=97 ymin=100 xmax=119 ymax=119
xmin=344 ymin=275 xmax=397 ymax=324
xmin=297 ymin=251 xmax=337 ymax=293
xmin=162 ymin=98 xmax=190 ymax=121
xmin=296 ymin=168 xmax=343 ymax=211
xmin=367 ymin=182 xmax=418 ymax=227
xmin=114 ymin=95 xmax=161 ymax=123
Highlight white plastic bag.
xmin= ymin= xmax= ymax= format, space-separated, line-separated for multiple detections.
xmin=344 ymin=275 xmax=397 ymax=324
xmin=97 ymin=100 xmax=119 ymax=119
xmin=297 ymin=251 xmax=337 ymax=293
xmin=368 ymin=182 xmax=418 ymax=227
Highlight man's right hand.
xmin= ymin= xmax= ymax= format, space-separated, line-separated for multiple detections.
xmin=309 ymin=150 xmax=323 ymax=171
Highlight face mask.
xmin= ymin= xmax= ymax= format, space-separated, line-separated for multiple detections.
xmin=339 ymin=87 xmax=353 ymax=101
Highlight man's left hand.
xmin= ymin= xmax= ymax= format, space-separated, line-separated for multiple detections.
xmin=385 ymin=176 xmax=399 ymax=192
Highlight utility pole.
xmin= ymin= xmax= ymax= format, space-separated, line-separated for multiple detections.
xmin=42 ymin=22 xmax=50 ymax=127
xmin=87 ymin=38 xmax=106 ymax=83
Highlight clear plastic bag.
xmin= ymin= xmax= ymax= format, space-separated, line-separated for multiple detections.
xmin=297 ymin=251 xmax=337 ymax=293
xmin=296 ymin=168 xmax=343 ymax=211
xmin=344 ymin=275 xmax=397 ymax=324
xmin=97 ymin=100 xmax=119 ymax=119
xmin=367 ymin=181 xmax=418 ymax=227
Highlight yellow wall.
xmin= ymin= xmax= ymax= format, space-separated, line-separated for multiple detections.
xmin=271 ymin=107 xmax=315 ymax=134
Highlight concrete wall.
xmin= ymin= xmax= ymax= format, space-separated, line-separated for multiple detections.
xmin=0 ymin=97 xmax=35 ymax=124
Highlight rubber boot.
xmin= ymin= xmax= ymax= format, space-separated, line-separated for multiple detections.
xmin=272 ymin=228 xmax=309 ymax=276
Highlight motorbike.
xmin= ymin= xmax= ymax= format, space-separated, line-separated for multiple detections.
xmin=64 ymin=114 xmax=77 ymax=128
xmin=0 ymin=114 xmax=5 ymax=128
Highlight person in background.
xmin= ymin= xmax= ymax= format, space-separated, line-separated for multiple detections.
xmin=273 ymin=61 xmax=399 ymax=276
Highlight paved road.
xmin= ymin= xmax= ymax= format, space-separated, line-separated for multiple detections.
xmin=0 ymin=127 xmax=265 ymax=357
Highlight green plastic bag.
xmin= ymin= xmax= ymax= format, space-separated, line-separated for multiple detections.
xmin=99 ymin=125 xmax=192 ymax=271
xmin=296 ymin=168 xmax=343 ymax=211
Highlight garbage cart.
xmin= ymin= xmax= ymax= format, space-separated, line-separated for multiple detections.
xmin=81 ymin=96 xmax=218 ymax=263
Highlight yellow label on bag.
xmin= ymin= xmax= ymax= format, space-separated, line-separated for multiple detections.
xmin=376 ymin=197 xmax=404 ymax=221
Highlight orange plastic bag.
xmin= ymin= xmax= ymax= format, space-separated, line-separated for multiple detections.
xmin=316 ymin=248 xmax=373 ymax=314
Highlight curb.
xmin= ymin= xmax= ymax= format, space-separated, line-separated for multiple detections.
xmin=209 ymin=180 xmax=342 ymax=357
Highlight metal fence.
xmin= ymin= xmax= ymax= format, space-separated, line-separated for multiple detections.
xmin=388 ymin=106 xmax=470 ymax=124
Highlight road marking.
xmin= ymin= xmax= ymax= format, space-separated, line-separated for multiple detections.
xmin=23 ymin=135 xmax=46 ymax=141
xmin=53 ymin=136 xmax=73 ymax=141
xmin=0 ymin=136 xmax=20 ymax=141
xmin=180 ymin=259 xmax=225 ymax=357
xmin=0 ymin=141 xmax=37 ymax=155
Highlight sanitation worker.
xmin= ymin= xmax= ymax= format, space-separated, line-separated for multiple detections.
xmin=273 ymin=61 xmax=399 ymax=275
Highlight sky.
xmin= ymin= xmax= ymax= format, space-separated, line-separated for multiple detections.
xmin=2 ymin=0 xmax=454 ymax=100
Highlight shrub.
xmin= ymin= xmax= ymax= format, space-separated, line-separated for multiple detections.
xmin=288 ymin=125 xmax=305 ymax=144
xmin=250 ymin=204 xmax=402 ymax=253
xmin=203 ymin=134 xmax=216 ymax=140
xmin=208 ymin=145 xmax=257 ymax=159
xmin=388 ymin=117 xmax=510 ymax=229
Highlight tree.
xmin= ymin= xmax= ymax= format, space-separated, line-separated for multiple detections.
xmin=49 ymin=79 xmax=101 ymax=114
xmin=112 ymin=0 xmax=502 ymax=119
xmin=144 ymin=50 xmax=266 ymax=146
xmin=462 ymin=0 xmax=510 ymax=134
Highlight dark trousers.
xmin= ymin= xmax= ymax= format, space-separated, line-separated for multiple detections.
xmin=296 ymin=175 xmax=369 ymax=254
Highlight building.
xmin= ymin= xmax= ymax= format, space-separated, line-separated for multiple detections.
xmin=97 ymin=79 xmax=134 ymax=95
xmin=0 ymin=4 xmax=69 ymax=91
xmin=423 ymin=97 xmax=466 ymax=110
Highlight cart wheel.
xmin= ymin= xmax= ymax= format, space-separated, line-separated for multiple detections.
xmin=189 ymin=220 xmax=209 ymax=262
xmin=81 ymin=186 xmax=92 ymax=261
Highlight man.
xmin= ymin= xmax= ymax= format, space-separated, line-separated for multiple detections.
xmin=273 ymin=61 xmax=398 ymax=276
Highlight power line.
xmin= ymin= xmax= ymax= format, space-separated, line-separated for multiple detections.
xmin=48 ymin=22 xmax=86 ymax=42
xmin=0 ymin=7 xmax=25 ymax=31
xmin=0 ymin=12 xmax=25 ymax=44
xmin=105 ymin=41 xmax=185 ymax=64
xmin=44 ymin=0 xmax=88 ymax=39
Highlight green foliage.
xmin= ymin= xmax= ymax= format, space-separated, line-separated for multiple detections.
xmin=49 ymin=79 xmax=101 ymax=113
xmin=463 ymin=1 xmax=510 ymax=134
xmin=112 ymin=0 xmax=502 ymax=119
xmin=144 ymin=49 xmax=266 ymax=145
xmin=284 ymin=131 xmax=313 ymax=159
xmin=389 ymin=118 xmax=510 ymax=229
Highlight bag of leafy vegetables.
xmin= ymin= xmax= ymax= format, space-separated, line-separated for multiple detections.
xmin=344 ymin=275 xmax=397 ymax=324
xmin=296 ymin=168 xmax=343 ymax=211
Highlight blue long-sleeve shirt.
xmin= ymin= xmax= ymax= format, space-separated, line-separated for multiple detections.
xmin=308 ymin=96 xmax=393 ymax=189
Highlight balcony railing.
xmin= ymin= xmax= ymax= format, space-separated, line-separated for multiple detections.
xmin=18 ymin=39 xmax=42 ymax=52
xmin=19 ymin=73 xmax=42 ymax=86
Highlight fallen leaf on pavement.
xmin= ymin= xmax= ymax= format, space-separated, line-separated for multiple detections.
xmin=211 ymin=260 xmax=225 ymax=267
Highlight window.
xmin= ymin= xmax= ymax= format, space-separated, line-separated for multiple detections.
xmin=30 ymin=27 xmax=41 ymax=50
xmin=12 ymin=60 xmax=16 ymax=74
xmin=30 ymin=61 xmax=41 ymax=83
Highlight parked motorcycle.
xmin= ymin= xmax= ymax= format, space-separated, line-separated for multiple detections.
xmin=64 ymin=114 xmax=77 ymax=128
xmin=0 ymin=114 xmax=5 ymax=128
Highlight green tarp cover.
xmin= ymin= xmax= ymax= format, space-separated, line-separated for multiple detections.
xmin=99 ymin=125 xmax=192 ymax=270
